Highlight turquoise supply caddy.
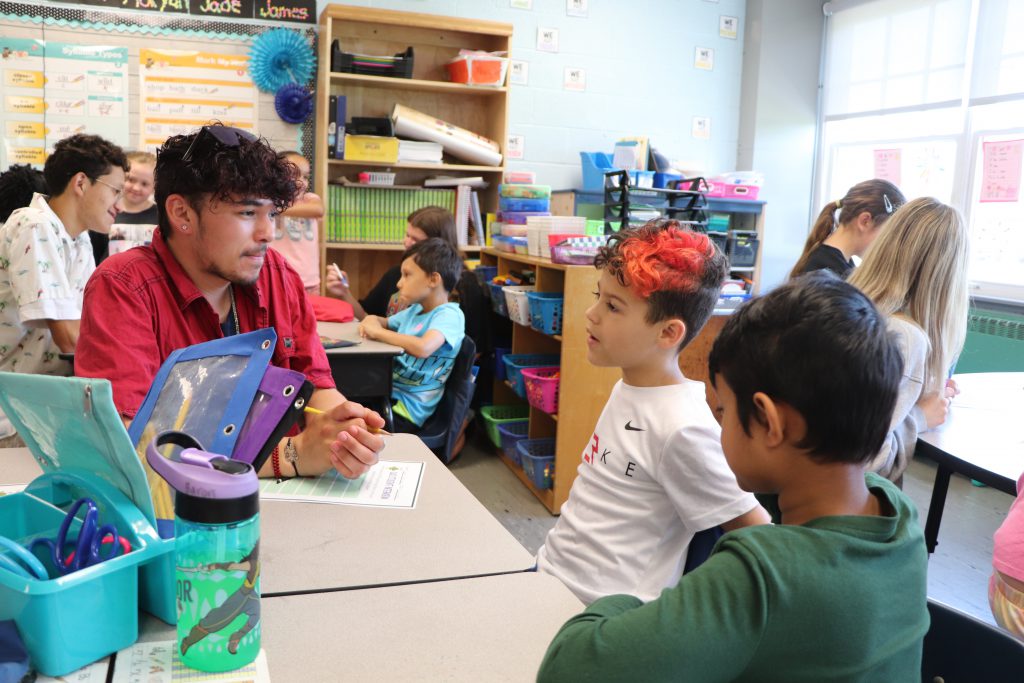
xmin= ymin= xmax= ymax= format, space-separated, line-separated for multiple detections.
xmin=0 ymin=374 xmax=176 ymax=677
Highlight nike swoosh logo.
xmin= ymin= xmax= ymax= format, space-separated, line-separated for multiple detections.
xmin=624 ymin=421 xmax=644 ymax=431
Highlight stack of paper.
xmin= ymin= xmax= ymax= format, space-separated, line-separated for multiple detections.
xmin=398 ymin=139 xmax=443 ymax=163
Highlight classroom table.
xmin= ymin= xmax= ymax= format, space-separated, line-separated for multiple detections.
xmin=1 ymin=434 xmax=536 ymax=594
xmin=129 ymin=572 xmax=582 ymax=681
xmin=318 ymin=320 xmax=402 ymax=430
xmin=916 ymin=372 xmax=1024 ymax=554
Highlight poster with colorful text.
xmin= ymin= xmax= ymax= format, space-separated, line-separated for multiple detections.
xmin=139 ymin=49 xmax=258 ymax=152
xmin=44 ymin=42 xmax=130 ymax=154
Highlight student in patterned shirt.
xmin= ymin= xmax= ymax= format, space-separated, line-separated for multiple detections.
xmin=0 ymin=134 xmax=127 ymax=446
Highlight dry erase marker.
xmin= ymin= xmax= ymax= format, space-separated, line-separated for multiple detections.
xmin=330 ymin=263 xmax=348 ymax=287
xmin=305 ymin=406 xmax=384 ymax=433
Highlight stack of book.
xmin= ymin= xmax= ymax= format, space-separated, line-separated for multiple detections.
xmin=398 ymin=140 xmax=443 ymax=164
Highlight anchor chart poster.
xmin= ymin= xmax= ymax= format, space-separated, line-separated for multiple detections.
xmin=139 ymin=48 xmax=259 ymax=152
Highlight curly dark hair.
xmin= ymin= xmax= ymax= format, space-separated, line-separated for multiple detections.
xmin=155 ymin=125 xmax=301 ymax=238
xmin=594 ymin=218 xmax=727 ymax=349
xmin=0 ymin=164 xmax=48 ymax=222
xmin=43 ymin=134 xmax=128 ymax=196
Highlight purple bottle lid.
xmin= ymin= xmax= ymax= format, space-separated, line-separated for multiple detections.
xmin=146 ymin=431 xmax=258 ymax=500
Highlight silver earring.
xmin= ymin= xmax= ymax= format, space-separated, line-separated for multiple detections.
xmin=180 ymin=225 xmax=188 ymax=231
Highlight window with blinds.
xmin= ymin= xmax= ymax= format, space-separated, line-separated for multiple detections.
xmin=818 ymin=0 xmax=1024 ymax=303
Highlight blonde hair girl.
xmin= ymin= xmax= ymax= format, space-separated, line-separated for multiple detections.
xmin=790 ymin=179 xmax=906 ymax=279
xmin=848 ymin=197 xmax=969 ymax=481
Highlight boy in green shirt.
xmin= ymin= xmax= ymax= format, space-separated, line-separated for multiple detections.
xmin=538 ymin=272 xmax=929 ymax=682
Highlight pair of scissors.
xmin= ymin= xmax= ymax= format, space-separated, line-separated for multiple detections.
xmin=29 ymin=498 xmax=128 ymax=576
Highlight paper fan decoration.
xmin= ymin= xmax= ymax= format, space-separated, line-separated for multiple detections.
xmin=249 ymin=28 xmax=314 ymax=94
xmin=275 ymin=83 xmax=314 ymax=124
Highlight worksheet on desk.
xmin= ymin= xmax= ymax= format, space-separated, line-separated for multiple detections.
xmin=109 ymin=642 xmax=268 ymax=683
xmin=258 ymin=460 xmax=423 ymax=509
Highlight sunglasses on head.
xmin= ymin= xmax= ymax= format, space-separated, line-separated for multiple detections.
xmin=181 ymin=125 xmax=258 ymax=163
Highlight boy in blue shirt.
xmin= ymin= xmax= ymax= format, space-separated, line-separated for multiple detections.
xmin=538 ymin=272 xmax=929 ymax=682
xmin=358 ymin=238 xmax=465 ymax=432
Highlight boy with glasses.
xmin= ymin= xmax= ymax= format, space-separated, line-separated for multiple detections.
xmin=76 ymin=124 xmax=385 ymax=480
xmin=0 ymin=133 xmax=127 ymax=447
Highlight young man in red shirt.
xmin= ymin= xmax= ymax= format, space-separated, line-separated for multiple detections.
xmin=77 ymin=125 xmax=384 ymax=479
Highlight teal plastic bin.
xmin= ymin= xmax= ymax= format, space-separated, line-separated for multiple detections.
xmin=0 ymin=472 xmax=173 ymax=676
xmin=0 ymin=374 xmax=176 ymax=676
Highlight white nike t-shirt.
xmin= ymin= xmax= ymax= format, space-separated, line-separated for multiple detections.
xmin=537 ymin=379 xmax=757 ymax=604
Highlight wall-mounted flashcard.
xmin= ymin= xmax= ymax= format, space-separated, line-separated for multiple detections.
xmin=720 ymin=16 xmax=738 ymax=39
xmin=694 ymin=47 xmax=714 ymax=71
xmin=537 ymin=27 xmax=560 ymax=53
xmin=980 ymin=139 xmax=1024 ymax=203
xmin=507 ymin=134 xmax=525 ymax=160
xmin=563 ymin=67 xmax=586 ymax=92
xmin=511 ymin=0 xmax=533 ymax=10
xmin=510 ymin=60 xmax=529 ymax=86
xmin=692 ymin=117 xmax=711 ymax=140
xmin=567 ymin=0 xmax=588 ymax=17
xmin=873 ymin=148 xmax=902 ymax=186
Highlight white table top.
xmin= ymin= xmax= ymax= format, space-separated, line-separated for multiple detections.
xmin=135 ymin=572 xmax=583 ymax=682
xmin=919 ymin=372 xmax=1024 ymax=485
xmin=317 ymin=320 xmax=402 ymax=356
xmin=1 ymin=434 xmax=535 ymax=593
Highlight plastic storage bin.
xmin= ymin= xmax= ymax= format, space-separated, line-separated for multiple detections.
xmin=499 ymin=197 xmax=551 ymax=212
xmin=445 ymin=53 xmax=509 ymax=86
xmin=581 ymin=151 xmax=618 ymax=191
xmin=517 ymin=439 xmax=556 ymax=489
xmin=521 ymin=366 xmax=560 ymax=414
xmin=727 ymin=232 xmax=760 ymax=268
xmin=474 ymin=265 xmax=498 ymax=287
xmin=0 ymin=473 xmax=172 ymax=676
xmin=551 ymin=243 xmax=600 ymax=265
xmin=526 ymin=292 xmax=564 ymax=335
xmin=503 ymin=285 xmax=535 ymax=326
xmin=497 ymin=420 xmax=530 ymax=462
xmin=502 ymin=353 xmax=560 ymax=397
xmin=493 ymin=346 xmax=511 ymax=381
xmin=479 ymin=404 xmax=530 ymax=447
xmin=708 ymin=231 xmax=728 ymax=257
xmin=488 ymin=282 xmax=509 ymax=317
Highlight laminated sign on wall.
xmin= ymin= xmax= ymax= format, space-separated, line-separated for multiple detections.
xmin=139 ymin=49 xmax=259 ymax=153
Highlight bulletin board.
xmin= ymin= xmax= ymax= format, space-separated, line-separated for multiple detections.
xmin=0 ymin=0 xmax=317 ymax=168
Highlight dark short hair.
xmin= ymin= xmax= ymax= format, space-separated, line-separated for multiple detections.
xmin=404 ymin=237 xmax=463 ymax=291
xmin=43 ymin=134 xmax=128 ymax=197
xmin=594 ymin=219 xmax=727 ymax=348
xmin=155 ymin=125 xmax=300 ymax=238
xmin=0 ymin=164 xmax=48 ymax=222
xmin=708 ymin=272 xmax=903 ymax=465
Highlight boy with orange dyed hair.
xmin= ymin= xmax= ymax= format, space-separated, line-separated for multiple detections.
xmin=537 ymin=219 xmax=769 ymax=605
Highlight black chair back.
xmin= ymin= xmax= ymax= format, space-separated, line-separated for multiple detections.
xmin=922 ymin=598 xmax=1024 ymax=682
xmin=417 ymin=336 xmax=477 ymax=464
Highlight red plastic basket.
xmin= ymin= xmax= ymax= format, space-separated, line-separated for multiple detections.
xmin=521 ymin=366 xmax=560 ymax=415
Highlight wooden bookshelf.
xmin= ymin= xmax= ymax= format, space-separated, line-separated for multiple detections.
xmin=482 ymin=248 xmax=621 ymax=514
xmin=314 ymin=5 xmax=511 ymax=298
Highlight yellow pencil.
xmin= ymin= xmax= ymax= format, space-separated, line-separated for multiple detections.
xmin=304 ymin=405 xmax=385 ymax=433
